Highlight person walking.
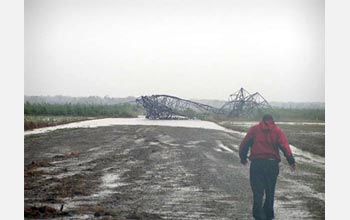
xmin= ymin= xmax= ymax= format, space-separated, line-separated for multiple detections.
xmin=239 ymin=114 xmax=296 ymax=220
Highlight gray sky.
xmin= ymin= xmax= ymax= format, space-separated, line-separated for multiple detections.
xmin=24 ymin=0 xmax=324 ymax=102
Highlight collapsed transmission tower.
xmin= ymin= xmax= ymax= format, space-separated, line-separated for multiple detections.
xmin=136 ymin=95 xmax=219 ymax=119
xmin=136 ymin=88 xmax=274 ymax=119
xmin=218 ymin=88 xmax=273 ymax=118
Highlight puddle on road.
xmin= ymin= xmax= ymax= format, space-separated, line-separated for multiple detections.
xmin=290 ymin=144 xmax=325 ymax=167
xmin=180 ymin=140 xmax=206 ymax=148
xmin=134 ymin=138 xmax=146 ymax=144
xmin=62 ymin=170 xmax=130 ymax=211
xmin=101 ymin=173 xmax=128 ymax=188
xmin=186 ymin=140 xmax=206 ymax=145
xmin=215 ymin=140 xmax=234 ymax=153
xmin=156 ymin=134 xmax=180 ymax=147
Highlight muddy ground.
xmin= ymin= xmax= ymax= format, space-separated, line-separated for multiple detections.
xmin=24 ymin=124 xmax=324 ymax=219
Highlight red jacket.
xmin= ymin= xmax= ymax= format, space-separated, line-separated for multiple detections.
xmin=239 ymin=120 xmax=295 ymax=164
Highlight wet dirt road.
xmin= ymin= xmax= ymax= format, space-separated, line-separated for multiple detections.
xmin=24 ymin=124 xmax=324 ymax=219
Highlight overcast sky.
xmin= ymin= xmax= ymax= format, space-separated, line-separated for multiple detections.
xmin=24 ymin=0 xmax=324 ymax=102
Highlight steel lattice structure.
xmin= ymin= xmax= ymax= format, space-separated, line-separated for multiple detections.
xmin=136 ymin=88 xmax=273 ymax=119
xmin=218 ymin=88 xmax=273 ymax=118
xmin=136 ymin=95 xmax=219 ymax=119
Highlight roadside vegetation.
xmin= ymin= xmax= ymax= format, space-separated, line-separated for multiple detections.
xmin=24 ymin=102 xmax=144 ymax=130
xmin=267 ymin=108 xmax=325 ymax=122
xmin=234 ymin=108 xmax=325 ymax=122
xmin=194 ymin=107 xmax=325 ymax=123
xmin=24 ymin=102 xmax=142 ymax=117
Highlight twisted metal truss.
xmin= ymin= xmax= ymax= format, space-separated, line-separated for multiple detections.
xmin=136 ymin=88 xmax=273 ymax=119
xmin=218 ymin=88 xmax=273 ymax=118
xmin=136 ymin=95 xmax=219 ymax=119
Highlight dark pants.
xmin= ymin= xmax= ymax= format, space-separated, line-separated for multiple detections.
xmin=250 ymin=159 xmax=279 ymax=220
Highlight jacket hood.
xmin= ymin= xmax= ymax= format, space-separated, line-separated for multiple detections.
xmin=258 ymin=120 xmax=276 ymax=132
